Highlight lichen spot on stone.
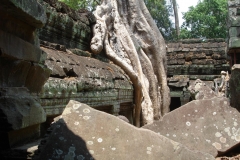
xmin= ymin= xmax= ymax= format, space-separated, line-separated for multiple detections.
xmin=87 ymin=141 xmax=93 ymax=145
xmin=215 ymin=132 xmax=222 ymax=138
xmin=89 ymin=150 xmax=94 ymax=154
xmin=220 ymin=137 xmax=226 ymax=143
xmin=234 ymin=122 xmax=238 ymax=127
xmin=235 ymin=129 xmax=240 ymax=142
xmin=186 ymin=121 xmax=191 ymax=126
xmin=212 ymin=142 xmax=222 ymax=150
xmin=195 ymin=110 xmax=198 ymax=113
xmin=74 ymin=121 xmax=79 ymax=125
xmin=83 ymin=116 xmax=90 ymax=120
xmin=111 ymin=147 xmax=116 ymax=151
xmin=97 ymin=138 xmax=103 ymax=143
xmin=206 ymin=139 xmax=211 ymax=143
xmin=56 ymin=149 xmax=63 ymax=155
xmin=213 ymin=112 xmax=217 ymax=116
xmin=77 ymin=155 xmax=85 ymax=160
xmin=115 ymin=128 xmax=119 ymax=132
xmin=73 ymin=104 xmax=81 ymax=110
xmin=147 ymin=147 xmax=152 ymax=151
xmin=83 ymin=108 xmax=90 ymax=114
xmin=59 ymin=137 xmax=64 ymax=141
xmin=147 ymin=151 xmax=151 ymax=154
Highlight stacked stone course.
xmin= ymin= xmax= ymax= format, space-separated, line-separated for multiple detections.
xmin=166 ymin=39 xmax=230 ymax=109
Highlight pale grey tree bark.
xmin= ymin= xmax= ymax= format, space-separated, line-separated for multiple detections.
xmin=172 ymin=0 xmax=180 ymax=36
xmin=90 ymin=0 xmax=170 ymax=127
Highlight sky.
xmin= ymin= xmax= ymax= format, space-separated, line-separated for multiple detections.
xmin=171 ymin=0 xmax=200 ymax=26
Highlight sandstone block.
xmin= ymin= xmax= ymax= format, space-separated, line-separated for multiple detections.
xmin=229 ymin=64 xmax=240 ymax=112
xmin=143 ymin=97 xmax=240 ymax=157
xmin=188 ymin=79 xmax=216 ymax=100
xmin=0 ymin=88 xmax=46 ymax=130
xmin=229 ymin=37 xmax=240 ymax=48
xmin=0 ymin=30 xmax=46 ymax=63
xmin=1 ymin=0 xmax=46 ymax=28
xmin=33 ymin=101 xmax=214 ymax=160
xmin=25 ymin=63 xmax=51 ymax=93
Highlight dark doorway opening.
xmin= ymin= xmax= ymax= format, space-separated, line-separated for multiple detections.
xmin=170 ymin=97 xmax=181 ymax=111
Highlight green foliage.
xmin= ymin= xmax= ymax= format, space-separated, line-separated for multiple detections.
xmin=59 ymin=0 xmax=176 ymax=40
xmin=180 ymin=0 xmax=228 ymax=39
xmin=144 ymin=0 xmax=176 ymax=41
xmin=58 ymin=0 xmax=100 ymax=11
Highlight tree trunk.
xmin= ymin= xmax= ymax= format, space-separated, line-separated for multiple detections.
xmin=172 ymin=0 xmax=180 ymax=37
xmin=90 ymin=0 xmax=170 ymax=127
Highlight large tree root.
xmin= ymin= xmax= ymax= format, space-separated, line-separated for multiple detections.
xmin=91 ymin=0 xmax=170 ymax=126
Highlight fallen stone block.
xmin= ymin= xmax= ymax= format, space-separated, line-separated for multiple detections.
xmin=143 ymin=97 xmax=240 ymax=157
xmin=33 ymin=100 xmax=214 ymax=160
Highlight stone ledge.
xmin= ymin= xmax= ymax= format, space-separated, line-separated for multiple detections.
xmin=0 ymin=0 xmax=46 ymax=28
xmin=0 ymin=87 xmax=46 ymax=130
xmin=0 ymin=30 xmax=46 ymax=63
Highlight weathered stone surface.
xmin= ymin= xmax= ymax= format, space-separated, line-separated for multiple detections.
xmin=229 ymin=37 xmax=240 ymax=49
xmin=34 ymin=100 xmax=214 ymax=160
xmin=143 ymin=97 xmax=240 ymax=157
xmin=0 ymin=57 xmax=51 ymax=93
xmin=0 ymin=58 xmax=31 ymax=87
xmin=38 ymin=0 xmax=93 ymax=50
xmin=0 ymin=58 xmax=51 ymax=93
xmin=188 ymin=79 xmax=216 ymax=100
xmin=166 ymin=39 xmax=229 ymax=76
xmin=25 ymin=63 xmax=51 ymax=93
xmin=0 ymin=0 xmax=46 ymax=28
xmin=0 ymin=30 xmax=46 ymax=63
xmin=168 ymin=75 xmax=189 ymax=87
xmin=0 ymin=88 xmax=46 ymax=130
xmin=229 ymin=64 xmax=240 ymax=112
xmin=39 ymin=46 xmax=133 ymax=116
xmin=167 ymin=64 xmax=229 ymax=76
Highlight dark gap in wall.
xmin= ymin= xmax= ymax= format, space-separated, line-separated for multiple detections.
xmin=170 ymin=97 xmax=181 ymax=111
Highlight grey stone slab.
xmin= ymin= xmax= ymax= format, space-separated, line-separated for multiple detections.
xmin=34 ymin=100 xmax=214 ymax=160
xmin=188 ymin=79 xmax=216 ymax=100
xmin=229 ymin=64 xmax=240 ymax=112
xmin=0 ymin=0 xmax=46 ymax=28
xmin=229 ymin=37 xmax=240 ymax=49
xmin=143 ymin=97 xmax=240 ymax=157
xmin=0 ymin=88 xmax=46 ymax=130
xmin=0 ymin=30 xmax=47 ymax=63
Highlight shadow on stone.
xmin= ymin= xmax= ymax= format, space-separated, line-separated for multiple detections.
xmin=33 ymin=118 xmax=94 ymax=160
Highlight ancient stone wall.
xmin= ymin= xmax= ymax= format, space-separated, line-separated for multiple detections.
xmin=228 ymin=0 xmax=240 ymax=111
xmin=37 ymin=0 xmax=134 ymax=123
xmin=38 ymin=0 xmax=95 ymax=51
xmin=0 ymin=0 xmax=134 ymax=157
xmin=166 ymin=39 xmax=230 ymax=110
xmin=0 ymin=0 xmax=50 ymax=149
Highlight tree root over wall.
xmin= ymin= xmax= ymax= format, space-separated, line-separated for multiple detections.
xmin=90 ymin=0 xmax=170 ymax=127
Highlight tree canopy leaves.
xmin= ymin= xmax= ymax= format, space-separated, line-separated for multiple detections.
xmin=59 ymin=0 xmax=176 ymax=40
xmin=58 ymin=0 xmax=100 ymax=11
xmin=144 ymin=0 xmax=176 ymax=40
xmin=180 ymin=0 xmax=228 ymax=39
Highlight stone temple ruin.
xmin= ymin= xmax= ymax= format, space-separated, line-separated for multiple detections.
xmin=0 ymin=0 xmax=240 ymax=159
xmin=166 ymin=39 xmax=230 ymax=110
